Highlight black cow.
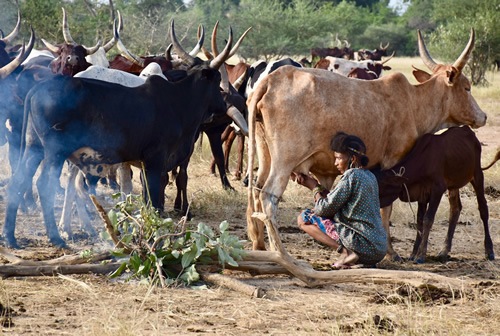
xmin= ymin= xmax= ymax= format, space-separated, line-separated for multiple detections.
xmin=3 ymin=22 xmax=236 ymax=249
xmin=374 ymin=126 xmax=495 ymax=263
xmin=357 ymin=42 xmax=390 ymax=61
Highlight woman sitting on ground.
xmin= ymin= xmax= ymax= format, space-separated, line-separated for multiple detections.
xmin=294 ymin=132 xmax=387 ymax=268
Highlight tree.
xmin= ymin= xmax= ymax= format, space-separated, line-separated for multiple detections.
xmin=427 ymin=0 xmax=500 ymax=86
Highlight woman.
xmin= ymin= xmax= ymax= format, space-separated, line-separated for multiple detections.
xmin=294 ymin=132 xmax=387 ymax=268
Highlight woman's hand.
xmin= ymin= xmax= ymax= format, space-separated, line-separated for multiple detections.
xmin=292 ymin=172 xmax=319 ymax=190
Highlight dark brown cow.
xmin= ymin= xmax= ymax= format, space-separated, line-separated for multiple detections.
xmin=374 ymin=126 xmax=495 ymax=263
xmin=347 ymin=62 xmax=392 ymax=80
xmin=41 ymin=8 xmax=115 ymax=76
xmin=357 ymin=42 xmax=390 ymax=61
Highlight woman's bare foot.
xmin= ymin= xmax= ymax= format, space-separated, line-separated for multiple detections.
xmin=332 ymin=246 xmax=359 ymax=269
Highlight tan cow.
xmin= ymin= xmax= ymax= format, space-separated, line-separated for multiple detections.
xmin=246 ymin=29 xmax=487 ymax=253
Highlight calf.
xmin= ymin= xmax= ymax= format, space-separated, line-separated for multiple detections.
xmin=374 ymin=126 xmax=495 ymax=263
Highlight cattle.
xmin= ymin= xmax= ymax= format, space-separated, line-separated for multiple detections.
xmin=208 ymin=57 xmax=303 ymax=185
xmin=3 ymin=21 xmax=239 ymax=249
xmin=0 ymin=10 xmax=20 ymax=67
xmin=314 ymin=53 xmax=393 ymax=78
xmin=41 ymin=8 xmax=116 ymax=76
xmin=357 ymin=42 xmax=390 ymax=61
xmin=373 ymin=126 xmax=494 ymax=263
xmin=311 ymin=37 xmax=354 ymax=61
xmin=245 ymin=29 xmax=487 ymax=251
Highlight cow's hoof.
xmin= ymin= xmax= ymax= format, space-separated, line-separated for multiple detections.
xmin=413 ymin=257 xmax=425 ymax=264
xmin=4 ymin=237 xmax=20 ymax=249
xmin=486 ymin=253 xmax=495 ymax=261
xmin=50 ymin=237 xmax=68 ymax=249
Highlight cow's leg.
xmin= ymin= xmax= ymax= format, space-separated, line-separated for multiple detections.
xmin=223 ymin=128 xmax=236 ymax=175
xmin=234 ymin=133 xmax=245 ymax=181
xmin=174 ymin=162 xmax=190 ymax=217
xmin=380 ymin=205 xmax=402 ymax=261
xmin=4 ymin=145 xmax=44 ymax=249
xmin=205 ymin=129 xmax=233 ymax=190
xmin=74 ymin=170 xmax=96 ymax=236
xmin=410 ymin=202 xmax=427 ymax=260
xmin=59 ymin=164 xmax=79 ymax=239
xmin=437 ymin=189 xmax=461 ymax=261
xmin=247 ymin=128 xmax=271 ymax=250
xmin=414 ymin=191 xmax=445 ymax=264
xmin=258 ymin=164 xmax=292 ymax=252
xmin=210 ymin=126 xmax=231 ymax=176
xmin=470 ymin=176 xmax=494 ymax=260
xmin=117 ymin=163 xmax=133 ymax=197
xmin=36 ymin=156 xmax=67 ymax=248
xmin=104 ymin=164 xmax=120 ymax=191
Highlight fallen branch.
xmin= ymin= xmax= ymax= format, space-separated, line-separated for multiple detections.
xmin=0 ymin=247 xmax=113 ymax=266
xmin=200 ymin=272 xmax=266 ymax=298
xmin=0 ymin=262 xmax=122 ymax=278
xmin=90 ymin=195 xmax=130 ymax=252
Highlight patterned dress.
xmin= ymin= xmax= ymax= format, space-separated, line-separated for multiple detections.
xmin=313 ymin=168 xmax=387 ymax=265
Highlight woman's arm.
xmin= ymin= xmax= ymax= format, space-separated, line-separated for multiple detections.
xmin=314 ymin=172 xmax=353 ymax=218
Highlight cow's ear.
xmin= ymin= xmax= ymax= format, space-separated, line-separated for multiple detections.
xmin=446 ymin=66 xmax=459 ymax=85
xmin=383 ymin=65 xmax=391 ymax=70
xmin=412 ymin=67 xmax=431 ymax=83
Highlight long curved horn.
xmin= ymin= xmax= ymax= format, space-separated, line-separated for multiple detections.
xmin=228 ymin=27 xmax=251 ymax=59
xmin=380 ymin=51 xmax=395 ymax=65
xmin=452 ymin=28 xmax=475 ymax=74
xmin=62 ymin=8 xmax=76 ymax=44
xmin=232 ymin=69 xmax=246 ymax=90
xmin=226 ymin=106 xmax=248 ymax=137
xmin=83 ymin=40 xmax=102 ymax=55
xmin=219 ymin=63 xmax=230 ymax=92
xmin=0 ymin=26 xmax=35 ymax=79
xmin=189 ymin=24 xmax=204 ymax=57
xmin=116 ymin=31 xmax=145 ymax=67
xmin=165 ymin=43 xmax=173 ymax=61
xmin=1 ymin=10 xmax=20 ymax=44
xmin=41 ymin=38 xmax=61 ymax=54
xmin=209 ymin=26 xmax=232 ymax=69
xmin=335 ymin=33 xmax=341 ymax=47
xmin=170 ymin=20 xmax=196 ymax=67
xmin=343 ymin=40 xmax=350 ymax=48
xmin=198 ymin=23 xmax=213 ymax=60
xmin=211 ymin=21 xmax=220 ymax=57
xmin=380 ymin=42 xmax=389 ymax=50
xmin=417 ymin=29 xmax=438 ymax=72
xmin=103 ymin=10 xmax=122 ymax=52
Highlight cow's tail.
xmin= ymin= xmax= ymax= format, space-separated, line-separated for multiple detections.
xmin=15 ymin=87 xmax=34 ymax=172
xmin=482 ymin=149 xmax=500 ymax=170
xmin=246 ymin=76 xmax=268 ymax=214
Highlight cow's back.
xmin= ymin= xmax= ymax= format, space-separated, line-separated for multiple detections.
xmin=249 ymin=65 xmax=417 ymax=178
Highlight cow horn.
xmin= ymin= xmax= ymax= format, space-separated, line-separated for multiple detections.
xmin=211 ymin=21 xmax=220 ymax=57
xmin=452 ymin=28 xmax=475 ymax=74
xmin=198 ymin=24 xmax=213 ymax=60
xmin=220 ymin=63 xmax=230 ymax=92
xmin=189 ymin=24 xmax=204 ymax=57
xmin=228 ymin=27 xmax=252 ymax=59
xmin=417 ymin=29 xmax=438 ymax=72
xmin=380 ymin=42 xmax=389 ymax=50
xmin=226 ymin=106 xmax=248 ymax=137
xmin=1 ymin=10 xmax=20 ymax=45
xmin=335 ymin=33 xmax=341 ymax=47
xmin=83 ymin=40 xmax=102 ymax=55
xmin=210 ymin=22 xmax=250 ymax=61
xmin=62 ymin=8 xmax=76 ymax=45
xmin=165 ymin=43 xmax=173 ymax=61
xmin=343 ymin=40 xmax=350 ymax=48
xmin=103 ymin=10 xmax=122 ymax=52
xmin=41 ymin=38 xmax=61 ymax=54
xmin=380 ymin=51 xmax=395 ymax=65
xmin=0 ymin=26 xmax=35 ymax=79
xmin=209 ymin=26 xmax=232 ymax=69
xmin=117 ymin=37 xmax=145 ymax=67
xmin=170 ymin=20 xmax=196 ymax=67
xmin=232 ymin=69 xmax=246 ymax=90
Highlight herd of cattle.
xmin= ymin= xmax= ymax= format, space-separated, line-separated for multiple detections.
xmin=0 ymin=8 xmax=498 ymax=264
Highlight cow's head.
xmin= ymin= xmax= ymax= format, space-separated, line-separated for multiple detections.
xmin=371 ymin=166 xmax=408 ymax=208
xmin=41 ymin=8 xmax=110 ymax=76
xmin=0 ymin=10 xmax=20 ymax=67
xmin=413 ymin=29 xmax=487 ymax=129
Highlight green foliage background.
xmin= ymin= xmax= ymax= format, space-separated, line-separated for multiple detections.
xmin=2 ymin=0 xmax=499 ymax=83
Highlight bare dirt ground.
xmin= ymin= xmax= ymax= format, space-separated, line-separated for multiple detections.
xmin=0 ymin=68 xmax=499 ymax=335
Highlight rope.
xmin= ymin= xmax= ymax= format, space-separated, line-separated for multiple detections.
xmin=391 ymin=167 xmax=417 ymax=225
